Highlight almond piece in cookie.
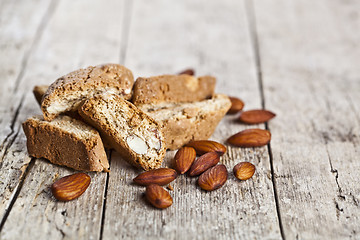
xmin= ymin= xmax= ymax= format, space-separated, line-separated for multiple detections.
xmin=41 ymin=64 xmax=134 ymax=121
xmin=22 ymin=116 xmax=109 ymax=172
xmin=132 ymin=74 xmax=215 ymax=105
xmin=78 ymin=94 xmax=166 ymax=170
xmin=139 ymin=94 xmax=231 ymax=150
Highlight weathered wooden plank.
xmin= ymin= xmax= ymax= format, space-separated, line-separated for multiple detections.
xmin=0 ymin=0 xmax=56 ymax=225
xmin=102 ymin=0 xmax=282 ymax=239
xmin=253 ymin=0 xmax=360 ymax=238
xmin=0 ymin=0 xmax=129 ymax=238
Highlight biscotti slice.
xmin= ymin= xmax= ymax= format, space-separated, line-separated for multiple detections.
xmin=22 ymin=115 xmax=109 ymax=172
xmin=41 ymin=63 xmax=134 ymax=121
xmin=78 ymin=94 xmax=166 ymax=170
xmin=131 ymin=74 xmax=216 ymax=105
xmin=139 ymin=94 xmax=231 ymax=150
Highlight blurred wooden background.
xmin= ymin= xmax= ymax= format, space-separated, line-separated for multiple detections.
xmin=0 ymin=0 xmax=359 ymax=239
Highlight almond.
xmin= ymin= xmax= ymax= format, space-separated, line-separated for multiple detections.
xmin=178 ymin=68 xmax=195 ymax=76
xmin=174 ymin=147 xmax=196 ymax=174
xmin=133 ymin=168 xmax=177 ymax=186
xmin=227 ymin=128 xmax=271 ymax=147
xmin=227 ymin=96 xmax=245 ymax=114
xmin=233 ymin=162 xmax=255 ymax=180
xmin=188 ymin=152 xmax=220 ymax=177
xmin=51 ymin=173 xmax=91 ymax=201
xmin=186 ymin=140 xmax=226 ymax=156
xmin=145 ymin=184 xmax=173 ymax=209
xmin=238 ymin=109 xmax=276 ymax=124
xmin=198 ymin=164 xmax=228 ymax=191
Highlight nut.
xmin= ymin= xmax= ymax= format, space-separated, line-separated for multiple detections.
xmin=126 ymin=135 xmax=148 ymax=154
xmin=227 ymin=129 xmax=271 ymax=147
xmin=188 ymin=152 xmax=220 ymax=177
xmin=186 ymin=140 xmax=226 ymax=156
xmin=174 ymin=147 xmax=196 ymax=174
xmin=145 ymin=184 xmax=173 ymax=209
xmin=51 ymin=173 xmax=91 ymax=201
xmin=133 ymin=168 xmax=178 ymax=186
xmin=227 ymin=96 xmax=245 ymax=114
xmin=238 ymin=109 xmax=276 ymax=124
xmin=233 ymin=162 xmax=255 ymax=180
xmin=178 ymin=68 xmax=195 ymax=76
xmin=198 ymin=164 xmax=228 ymax=191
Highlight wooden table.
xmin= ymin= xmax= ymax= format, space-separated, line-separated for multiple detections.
xmin=1 ymin=0 xmax=359 ymax=239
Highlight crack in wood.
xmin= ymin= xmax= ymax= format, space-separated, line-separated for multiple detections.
xmin=244 ymin=0 xmax=285 ymax=239
xmin=13 ymin=0 xmax=58 ymax=93
xmin=0 ymin=158 xmax=35 ymax=233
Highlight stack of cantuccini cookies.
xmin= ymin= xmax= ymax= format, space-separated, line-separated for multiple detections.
xmin=23 ymin=64 xmax=231 ymax=172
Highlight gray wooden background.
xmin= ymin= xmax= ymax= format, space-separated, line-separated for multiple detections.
xmin=0 ymin=0 xmax=359 ymax=239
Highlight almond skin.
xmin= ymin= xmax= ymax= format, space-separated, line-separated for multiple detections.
xmin=51 ymin=173 xmax=91 ymax=201
xmin=188 ymin=152 xmax=220 ymax=177
xmin=233 ymin=162 xmax=255 ymax=180
xmin=178 ymin=68 xmax=195 ymax=76
xmin=133 ymin=168 xmax=177 ymax=186
xmin=174 ymin=147 xmax=196 ymax=174
xmin=186 ymin=140 xmax=226 ymax=156
xmin=145 ymin=184 xmax=173 ymax=209
xmin=227 ymin=97 xmax=245 ymax=114
xmin=198 ymin=164 xmax=228 ymax=191
xmin=227 ymin=129 xmax=271 ymax=147
xmin=238 ymin=109 xmax=276 ymax=124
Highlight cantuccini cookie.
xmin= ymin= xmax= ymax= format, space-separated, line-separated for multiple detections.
xmin=22 ymin=116 xmax=109 ymax=172
xmin=41 ymin=63 xmax=134 ymax=121
xmin=131 ymin=74 xmax=215 ymax=105
xmin=78 ymin=93 xmax=166 ymax=170
xmin=139 ymin=94 xmax=231 ymax=150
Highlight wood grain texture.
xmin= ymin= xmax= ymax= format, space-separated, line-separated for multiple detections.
xmin=0 ymin=0 xmax=128 ymax=238
xmin=102 ymin=0 xmax=281 ymax=239
xmin=0 ymin=0 xmax=55 ymax=225
xmin=253 ymin=0 xmax=360 ymax=239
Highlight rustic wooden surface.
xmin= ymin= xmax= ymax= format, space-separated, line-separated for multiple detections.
xmin=0 ymin=0 xmax=359 ymax=239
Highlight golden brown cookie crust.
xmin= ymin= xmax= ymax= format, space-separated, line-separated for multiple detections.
xmin=22 ymin=116 xmax=109 ymax=172
xmin=41 ymin=64 xmax=134 ymax=121
xmin=132 ymin=74 xmax=216 ymax=105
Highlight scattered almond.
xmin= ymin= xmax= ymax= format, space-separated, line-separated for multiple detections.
xmin=233 ymin=162 xmax=255 ymax=180
xmin=133 ymin=168 xmax=178 ymax=186
xmin=178 ymin=68 xmax=195 ymax=76
xmin=186 ymin=140 xmax=226 ymax=156
xmin=188 ymin=152 xmax=220 ymax=177
xmin=174 ymin=147 xmax=196 ymax=174
xmin=198 ymin=164 xmax=228 ymax=191
xmin=145 ymin=184 xmax=173 ymax=209
xmin=51 ymin=173 xmax=91 ymax=201
xmin=227 ymin=128 xmax=271 ymax=147
xmin=238 ymin=109 xmax=276 ymax=124
xmin=167 ymin=184 xmax=174 ymax=191
xmin=227 ymin=97 xmax=245 ymax=114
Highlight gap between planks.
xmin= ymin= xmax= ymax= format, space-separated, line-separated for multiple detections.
xmin=244 ymin=0 xmax=285 ymax=239
xmin=99 ymin=1 xmax=134 ymax=239
xmin=0 ymin=0 xmax=59 ymax=234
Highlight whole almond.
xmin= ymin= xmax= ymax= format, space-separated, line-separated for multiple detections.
xmin=233 ymin=162 xmax=255 ymax=180
xmin=238 ymin=109 xmax=276 ymax=124
xmin=145 ymin=184 xmax=173 ymax=209
xmin=227 ymin=129 xmax=271 ymax=147
xmin=133 ymin=168 xmax=177 ymax=186
xmin=51 ymin=173 xmax=91 ymax=201
xmin=174 ymin=147 xmax=196 ymax=174
xmin=178 ymin=68 xmax=195 ymax=76
xmin=198 ymin=164 xmax=228 ymax=191
xmin=186 ymin=140 xmax=226 ymax=156
xmin=188 ymin=152 xmax=220 ymax=177
xmin=227 ymin=97 xmax=245 ymax=114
